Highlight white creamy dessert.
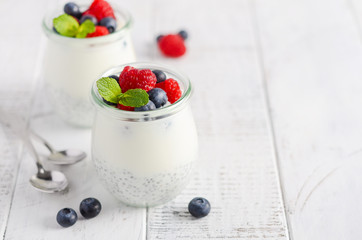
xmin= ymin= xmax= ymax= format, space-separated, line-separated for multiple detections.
xmin=90 ymin=63 xmax=198 ymax=207
xmin=42 ymin=5 xmax=136 ymax=127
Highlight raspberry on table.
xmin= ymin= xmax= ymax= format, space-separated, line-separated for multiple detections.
xmin=157 ymin=34 xmax=186 ymax=57
xmin=87 ymin=26 xmax=109 ymax=38
xmin=156 ymin=78 xmax=182 ymax=103
xmin=119 ymin=67 xmax=157 ymax=92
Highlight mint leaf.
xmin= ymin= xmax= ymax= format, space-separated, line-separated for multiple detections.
xmin=76 ymin=19 xmax=95 ymax=38
xmin=97 ymin=77 xmax=122 ymax=104
xmin=119 ymin=89 xmax=149 ymax=107
xmin=53 ymin=14 xmax=79 ymax=37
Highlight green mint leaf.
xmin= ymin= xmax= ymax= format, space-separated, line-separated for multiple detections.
xmin=76 ymin=19 xmax=95 ymax=38
xmin=97 ymin=77 xmax=122 ymax=104
xmin=119 ymin=89 xmax=149 ymax=107
xmin=53 ymin=14 xmax=79 ymax=37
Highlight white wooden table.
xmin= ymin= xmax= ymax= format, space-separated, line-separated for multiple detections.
xmin=1 ymin=0 xmax=362 ymax=239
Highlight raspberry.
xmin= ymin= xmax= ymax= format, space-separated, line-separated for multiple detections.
xmin=156 ymin=78 xmax=182 ymax=103
xmin=88 ymin=0 xmax=115 ymax=21
xmin=158 ymin=34 xmax=186 ymax=57
xmin=116 ymin=104 xmax=134 ymax=111
xmin=119 ymin=67 xmax=157 ymax=92
xmin=87 ymin=26 xmax=109 ymax=38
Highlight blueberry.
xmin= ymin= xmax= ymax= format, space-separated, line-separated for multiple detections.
xmin=108 ymin=75 xmax=119 ymax=81
xmin=103 ymin=98 xmax=117 ymax=106
xmin=134 ymin=100 xmax=156 ymax=111
xmin=99 ymin=17 xmax=117 ymax=33
xmin=152 ymin=70 xmax=167 ymax=83
xmin=148 ymin=88 xmax=168 ymax=108
xmin=188 ymin=197 xmax=211 ymax=218
xmin=178 ymin=30 xmax=188 ymax=40
xmin=80 ymin=197 xmax=102 ymax=219
xmin=56 ymin=208 xmax=78 ymax=227
xmin=80 ymin=14 xmax=98 ymax=25
xmin=64 ymin=2 xmax=81 ymax=19
xmin=156 ymin=35 xmax=164 ymax=42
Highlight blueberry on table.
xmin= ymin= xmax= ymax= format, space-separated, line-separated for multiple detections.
xmin=79 ymin=197 xmax=102 ymax=219
xmin=56 ymin=208 xmax=78 ymax=227
xmin=178 ymin=30 xmax=188 ymax=40
xmin=108 ymin=75 xmax=119 ymax=81
xmin=152 ymin=70 xmax=167 ymax=83
xmin=99 ymin=17 xmax=117 ymax=33
xmin=156 ymin=35 xmax=164 ymax=42
xmin=148 ymin=88 xmax=168 ymax=108
xmin=64 ymin=2 xmax=82 ymax=19
xmin=80 ymin=14 xmax=98 ymax=25
xmin=134 ymin=100 xmax=156 ymax=111
xmin=188 ymin=197 xmax=211 ymax=218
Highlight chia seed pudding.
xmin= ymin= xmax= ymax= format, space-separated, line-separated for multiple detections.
xmin=42 ymin=4 xmax=136 ymax=127
xmin=90 ymin=63 xmax=198 ymax=207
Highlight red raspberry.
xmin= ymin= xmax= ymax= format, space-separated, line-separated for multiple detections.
xmin=158 ymin=34 xmax=186 ymax=57
xmin=87 ymin=0 xmax=115 ymax=21
xmin=87 ymin=26 xmax=109 ymax=38
xmin=156 ymin=78 xmax=182 ymax=103
xmin=116 ymin=104 xmax=134 ymax=111
xmin=119 ymin=67 xmax=156 ymax=92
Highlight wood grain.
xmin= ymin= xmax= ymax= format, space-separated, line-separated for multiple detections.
xmin=253 ymin=0 xmax=362 ymax=239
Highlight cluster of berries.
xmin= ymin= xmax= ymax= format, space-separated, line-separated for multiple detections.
xmin=55 ymin=0 xmax=116 ymax=38
xmin=102 ymin=66 xmax=182 ymax=111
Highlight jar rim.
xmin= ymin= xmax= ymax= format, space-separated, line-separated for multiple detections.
xmin=42 ymin=3 xmax=133 ymax=44
xmin=90 ymin=62 xmax=193 ymax=121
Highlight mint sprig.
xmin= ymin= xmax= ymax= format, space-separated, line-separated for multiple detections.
xmin=96 ymin=77 xmax=149 ymax=108
xmin=53 ymin=14 xmax=95 ymax=38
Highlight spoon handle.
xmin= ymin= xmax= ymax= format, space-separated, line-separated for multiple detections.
xmin=29 ymin=130 xmax=56 ymax=154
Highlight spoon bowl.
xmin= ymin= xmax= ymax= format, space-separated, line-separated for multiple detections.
xmin=30 ymin=170 xmax=68 ymax=193
xmin=48 ymin=149 xmax=87 ymax=165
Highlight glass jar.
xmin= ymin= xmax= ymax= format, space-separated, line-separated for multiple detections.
xmin=42 ymin=5 xmax=136 ymax=127
xmin=90 ymin=63 xmax=198 ymax=207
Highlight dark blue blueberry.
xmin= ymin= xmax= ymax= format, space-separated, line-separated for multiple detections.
xmin=108 ymin=75 xmax=119 ymax=81
xmin=152 ymin=70 xmax=167 ymax=83
xmin=99 ymin=17 xmax=117 ymax=33
xmin=148 ymin=88 xmax=168 ymax=108
xmin=64 ymin=2 xmax=82 ymax=19
xmin=56 ymin=208 xmax=78 ymax=227
xmin=103 ymin=98 xmax=117 ymax=106
xmin=134 ymin=100 xmax=156 ymax=111
xmin=79 ymin=197 xmax=102 ymax=219
xmin=188 ymin=197 xmax=211 ymax=218
xmin=178 ymin=30 xmax=188 ymax=40
xmin=156 ymin=35 xmax=164 ymax=42
xmin=80 ymin=14 xmax=98 ymax=25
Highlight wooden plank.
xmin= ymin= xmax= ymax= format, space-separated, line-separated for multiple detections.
xmin=147 ymin=0 xmax=289 ymax=239
xmin=253 ymin=0 xmax=362 ymax=239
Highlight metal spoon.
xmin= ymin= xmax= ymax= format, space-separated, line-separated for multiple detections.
xmin=30 ymin=130 xmax=86 ymax=165
xmin=25 ymin=135 xmax=68 ymax=193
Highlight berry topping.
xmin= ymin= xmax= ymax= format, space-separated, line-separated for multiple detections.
xmin=178 ymin=30 xmax=188 ymax=40
xmin=117 ymin=104 xmax=134 ymax=111
xmin=64 ymin=2 xmax=82 ymax=19
xmin=156 ymin=78 xmax=182 ymax=103
xmin=80 ymin=14 xmax=98 ymax=25
xmin=99 ymin=17 xmax=117 ymax=33
xmin=188 ymin=197 xmax=211 ymax=218
xmin=148 ymin=88 xmax=168 ymax=108
xmin=158 ymin=34 xmax=186 ymax=57
xmin=152 ymin=70 xmax=167 ymax=83
xmin=108 ymin=75 xmax=119 ymax=81
xmin=79 ymin=198 xmax=102 ymax=219
xmin=56 ymin=208 xmax=78 ymax=227
xmin=87 ymin=26 xmax=109 ymax=38
xmin=119 ymin=67 xmax=157 ymax=92
xmin=134 ymin=100 xmax=156 ymax=111
xmin=88 ymin=0 xmax=115 ymax=21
